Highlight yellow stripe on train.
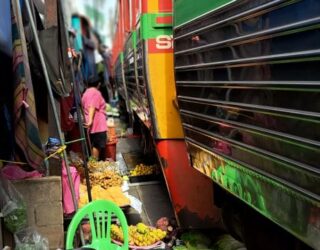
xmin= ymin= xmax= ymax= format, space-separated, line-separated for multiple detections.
xmin=147 ymin=53 xmax=184 ymax=139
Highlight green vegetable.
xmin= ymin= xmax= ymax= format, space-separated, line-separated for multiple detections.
xmin=4 ymin=203 xmax=27 ymax=233
xmin=16 ymin=243 xmax=37 ymax=250
xmin=173 ymin=245 xmax=188 ymax=250
xmin=186 ymin=242 xmax=213 ymax=250
xmin=181 ymin=231 xmax=211 ymax=247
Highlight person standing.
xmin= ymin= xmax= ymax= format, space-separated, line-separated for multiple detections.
xmin=82 ymin=77 xmax=107 ymax=160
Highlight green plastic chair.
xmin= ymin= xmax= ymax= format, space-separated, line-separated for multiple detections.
xmin=66 ymin=200 xmax=129 ymax=250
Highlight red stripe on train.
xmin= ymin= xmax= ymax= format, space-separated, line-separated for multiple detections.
xmin=158 ymin=0 xmax=172 ymax=12
xmin=156 ymin=16 xmax=173 ymax=25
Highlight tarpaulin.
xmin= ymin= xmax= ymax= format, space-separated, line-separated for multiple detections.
xmin=0 ymin=0 xmax=12 ymax=56
xmin=12 ymin=0 xmax=45 ymax=170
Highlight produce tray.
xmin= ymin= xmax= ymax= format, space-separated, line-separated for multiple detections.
xmin=129 ymin=174 xmax=159 ymax=183
xmin=122 ymin=152 xmax=145 ymax=170
xmin=112 ymin=238 xmax=163 ymax=249
xmin=122 ymin=152 xmax=156 ymax=170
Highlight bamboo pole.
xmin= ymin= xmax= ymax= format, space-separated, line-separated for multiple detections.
xmin=58 ymin=0 xmax=92 ymax=202
xmin=68 ymin=52 xmax=93 ymax=202
xmin=23 ymin=0 xmax=78 ymax=211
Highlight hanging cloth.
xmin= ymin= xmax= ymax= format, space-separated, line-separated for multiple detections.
xmin=11 ymin=0 xmax=45 ymax=170
xmin=37 ymin=0 xmax=72 ymax=97
xmin=0 ymin=0 xmax=14 ymax=161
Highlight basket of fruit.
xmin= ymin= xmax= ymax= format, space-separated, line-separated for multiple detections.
xmin=111 ymin=223 xmax=166 ymax=249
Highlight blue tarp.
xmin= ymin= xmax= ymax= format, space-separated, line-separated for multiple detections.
xmin=0 ymin=0 xmax=12 ymax=56
xmin=71 ymin=16 xmax=83 ymax=51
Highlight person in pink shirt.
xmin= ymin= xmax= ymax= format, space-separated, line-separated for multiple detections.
xmin=82 ymin=77 xmax=107 ymax=160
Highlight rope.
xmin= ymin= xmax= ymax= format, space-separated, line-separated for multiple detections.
xmin=44 ymin=145 xmax=67 ymax=161
xmin=0 ymin=159 xmax=28 ymax=165
xmin=65 ymin=137 xmax=86 ymax=145
xmin=1 ymin=137 xmax=84 ymax=167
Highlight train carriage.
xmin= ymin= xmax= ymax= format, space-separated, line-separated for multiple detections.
xmin=174 ymin=0 xmax=320 ymax=248
xmin=113 ymin=0 xmax=219 ymax=228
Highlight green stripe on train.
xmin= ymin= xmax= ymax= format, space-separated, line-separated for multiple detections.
xmin=141 ymin=13 xmax=173 ymax=40
xmin=174 ymin=0 xmax=236 ymax=27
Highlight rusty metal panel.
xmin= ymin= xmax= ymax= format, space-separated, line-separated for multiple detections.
xmin=156 ymin=140 xmax=221 ymax=229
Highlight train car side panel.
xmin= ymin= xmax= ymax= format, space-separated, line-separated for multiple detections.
xmin=174 ymin=0 xmax=320 ymax=248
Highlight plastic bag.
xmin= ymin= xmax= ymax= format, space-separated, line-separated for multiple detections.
xmin=125 ymin=194 xmax=142 ymax=213
xmin=2 ymin=247 xmax=12 ymax=250
xmin=0 ymin=174 xmax=27 ymax=233
xmin=1 ymin=164 xmax=42 ymax=180
xmin=14 ymin=228 xmax=49 ymax=250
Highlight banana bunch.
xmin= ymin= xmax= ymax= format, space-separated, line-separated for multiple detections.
xmin=111 ymin=223 xmax=167 ymax=247
xmin=111 ymin=224 xmax=124 ymax=241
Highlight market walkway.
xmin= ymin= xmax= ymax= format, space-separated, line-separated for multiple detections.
xmin=116 ymin=137 xmax=175 ymax=226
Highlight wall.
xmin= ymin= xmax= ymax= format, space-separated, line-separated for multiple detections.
xmin=13 ymin=177 xmax=64 ymax=250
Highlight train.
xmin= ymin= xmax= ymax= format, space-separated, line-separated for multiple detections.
xmin=112 ymin=0 xmax=219 ymax=230
xmin=112 ymin=0 xmax=320 ymax=249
